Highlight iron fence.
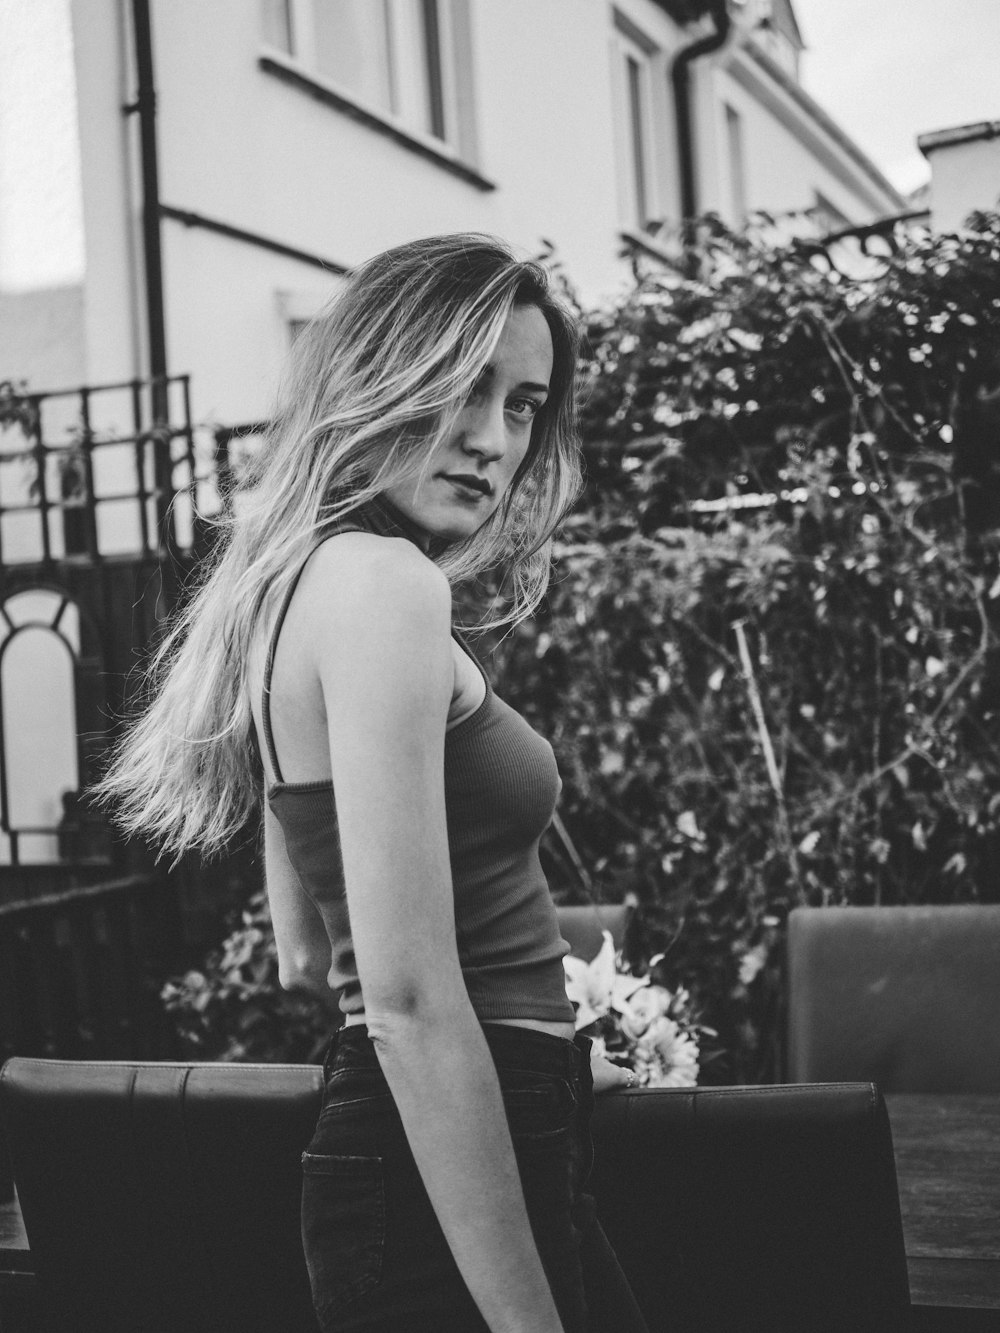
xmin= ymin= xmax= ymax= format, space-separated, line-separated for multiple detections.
xmin=0 ymin=375 xmax=222 ymax=868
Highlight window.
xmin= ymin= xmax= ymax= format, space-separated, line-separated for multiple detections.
xmin=0 ymin=590 xmax=80 ymax=865
xmin=747 ymin=1 xmax=803 ymax=83
xmin=613 ymin=18 xmax=660 ymax=233
xmin=312 ymin=1 xmax=394 ymax=119
xmin=725 ymin=104 xmax=746 ymax=221
xmin=261 ymin=0 xmax=471 ymax=153
xmin=260 ymin=0 xmax=294 ymax=55
xmin=626 ymin=56 xmax=650 ymax=227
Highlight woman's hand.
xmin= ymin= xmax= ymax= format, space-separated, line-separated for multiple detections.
xmin=590 ymin=1047 xmax=637 ymax=1094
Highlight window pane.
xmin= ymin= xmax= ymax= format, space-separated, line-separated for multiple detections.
xmin=313 ymin=0 xmax=393 ymax=114
xmin=260 ymin=0 xmax=294 ymax=53
xmin=420 ymin=0 xmax=445 ymax=140
xmin=626 ymin=55 xmax=649 ymax=227
xmin=726 ymin=104 xmax=746 ymax=221
xmin=1 ymin=624 xmax=78 ymax=863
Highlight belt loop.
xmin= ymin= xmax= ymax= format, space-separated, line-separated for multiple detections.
xmin=321 ymin=1029 xmax=342 ymax=1081
xmin=574 ymin=1033 xmax=592 ymax=1085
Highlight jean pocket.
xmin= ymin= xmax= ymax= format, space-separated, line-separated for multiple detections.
xmin=317 ymin=1065 xmax=394 ymax=1125
xmin=301 ymin=1152 xmax=385 ymax=1327
xmin=499 ymin=1069 xmax=577 ymax=1141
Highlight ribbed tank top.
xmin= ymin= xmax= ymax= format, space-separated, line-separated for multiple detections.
xmin=261 ymin=505 xmax=574 ymax=1024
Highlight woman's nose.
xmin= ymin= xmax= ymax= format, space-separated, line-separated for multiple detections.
xmin=458 ymin=399 xmax=506 ymax=461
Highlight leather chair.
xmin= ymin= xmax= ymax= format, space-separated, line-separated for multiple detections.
xmin=557 ymin=902 xmax=630 ymax=960
xmin=0 ymin=1058 xmax=909 ymax=1332
xmin=1 ymin=1060 xmax=321 ymax=1333
xmin=787 ymin=904 xmax=1000 ymax=1092
xmin=592 ymin=1081 xmax=909 ymax=1332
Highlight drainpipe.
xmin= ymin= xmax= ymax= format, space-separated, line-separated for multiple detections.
xmin=128 ymin=0 xmax=169 ymax=427
xmin=671 ymin=0 xmax=731 ymax=221
xmin=127 ymin=0 xmax=175 ymax=553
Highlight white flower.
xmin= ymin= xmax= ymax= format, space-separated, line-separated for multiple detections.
xmin=728 ymin=327 xmax=763 ymax=352
xmin=587 ymin=1033 xmax=609 ymax=1061
xmin=618 ymin=983 xmax=673 ymax=1039
xmin=633 ymin=1016 xmax=700 ymax=1088
xmin=563 ymin=931 xmax=646 ymax=1030
xmin=738 ymin=944 xmax=768 ymax=987
xmin=676 ymin=810 xmax=702 ymax=840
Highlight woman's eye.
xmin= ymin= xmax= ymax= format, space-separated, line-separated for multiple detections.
xmin=508 ymin=397 xmax=543 ymax=419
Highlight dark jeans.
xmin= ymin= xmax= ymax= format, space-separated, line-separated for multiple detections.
xmin=301 ymin=1023 xmax=650 ymax=1333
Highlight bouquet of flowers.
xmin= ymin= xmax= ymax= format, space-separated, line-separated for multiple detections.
xmin=563 ymin=931 xmax=703 ymax=1087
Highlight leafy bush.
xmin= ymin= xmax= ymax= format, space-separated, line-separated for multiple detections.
xmin=161 ymin=886 xmax=331 ymax=1062
xmin=163 ymin=213 xmax=1000 ymax=1077
xmin=489 ymin=212 xmax=1000 ymax=1081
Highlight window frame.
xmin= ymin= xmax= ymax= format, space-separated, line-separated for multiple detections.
xmin=611 ymin=13 xmax=663 ymax=235
xmin=725 ymin=102 xmax=747 ymax=222
xmin=259 ymin=0 xmax=478 ymax=168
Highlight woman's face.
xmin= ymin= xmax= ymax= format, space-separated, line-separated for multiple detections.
xmin=384 ymin=303 xmax=554 ymax=544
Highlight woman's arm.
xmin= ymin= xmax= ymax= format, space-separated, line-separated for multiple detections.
xmin=263 ymin=802 xmax=340 ymax=1016
xmin=305 ymin=534 xmax=565 ymax=1333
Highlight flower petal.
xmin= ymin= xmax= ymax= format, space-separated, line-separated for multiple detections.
xmin=590 ymin=931 xmax=618 ymax=994
xmin=610 ymin=972 xmax=649 ymax=1011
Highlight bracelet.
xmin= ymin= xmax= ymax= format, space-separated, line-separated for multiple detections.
xmin=624 ymin=1068 xmax=637 ymax=1089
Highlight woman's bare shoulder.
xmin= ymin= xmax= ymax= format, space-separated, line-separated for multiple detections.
xmin=297 ymin=532 xmax=452 ymax=653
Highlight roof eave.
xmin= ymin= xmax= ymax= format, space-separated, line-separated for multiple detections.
xmin=918 ymin=121 xmax=1000 ymax=156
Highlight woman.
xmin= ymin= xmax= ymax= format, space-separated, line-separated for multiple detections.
xmin=99 ymin=234 xmax=649 ymax=1332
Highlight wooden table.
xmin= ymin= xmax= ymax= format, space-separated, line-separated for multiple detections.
xmin=0 ymin=1191 xmax=34 ymax=1332
xmin=3 ymin=1094 xmax=999 ymax=1329
xmin=885 ymin=1094 xmax=1000 ymax=1329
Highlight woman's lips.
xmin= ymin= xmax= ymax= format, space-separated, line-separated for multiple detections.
xmin=442 ymin=474 xmax=492 ymax=500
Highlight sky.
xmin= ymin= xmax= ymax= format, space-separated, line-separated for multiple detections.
xmin=792 ymin=0 xmax=1000 ymax=198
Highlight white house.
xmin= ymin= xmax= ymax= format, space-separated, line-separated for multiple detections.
xmin=917 ymin=120 xmax=1000 ymax=233
xmin=0 ymin=0 xmax=908 ymax=865
xmin=2 ymin=0 xmax=907 ymax=422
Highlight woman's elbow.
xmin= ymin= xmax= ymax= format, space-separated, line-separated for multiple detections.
xmin=277 ymin=953 xmax=331 ymax=995
xmin=363 ymin=976 xmax=468 ymax=1045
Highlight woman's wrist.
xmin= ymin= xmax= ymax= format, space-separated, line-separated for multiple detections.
xmin=590 ymin=1049 xmax=638 ymax=1094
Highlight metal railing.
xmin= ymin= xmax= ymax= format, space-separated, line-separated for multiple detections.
xmin=0 ymin=376 xmax=222 ymax=867
xmin=0 ymin=375 xmax=206 ymax=570
xmin=0 ymin=874 xmax=180 ymax=1064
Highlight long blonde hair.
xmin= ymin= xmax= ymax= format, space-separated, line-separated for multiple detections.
xmin=95 ymin=233 xmax=582 ymax=859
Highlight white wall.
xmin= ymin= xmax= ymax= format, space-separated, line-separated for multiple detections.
xmin=924 ymin=135 xmax=1000 ymax=233
xmin=0 ymin=0 xmax=917 ymax=865
xmin=701 ymin=45 xmax=904 ymax=229
xmin=142 ymin=0 xmax=646 ymax=424
xmin=0 ymin=0 xmax=87 ymax=392
xmin=704 ymin=67 xmax=861 ymax=225
xmin=9 ymin=0 xmax=909 ymax=430
xmin=0 ymin=287 xmax=85 ymax=391
xmin=72 ymin=0 xmax=142 ymax=389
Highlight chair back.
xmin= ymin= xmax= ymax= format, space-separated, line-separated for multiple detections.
xmin=2 ymin=1057 xmax=910 ymax=1332
xmin=0 ymin=1058 xmax=323 ymax=1333
xmin=591 ymin=1081 xmax=910 ymax=1332
xmin=787 ymin=904 xmax=1000 ymax=1092
xmin=557 ymin=903 xmax=630 ymax=960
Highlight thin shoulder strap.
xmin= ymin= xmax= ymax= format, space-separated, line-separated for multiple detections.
xmin=261 ymin=527 xmax=365 ymax=783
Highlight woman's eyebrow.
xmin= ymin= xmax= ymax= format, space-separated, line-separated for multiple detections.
xmin=476 ymin=364 xmax=549 ymax=394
